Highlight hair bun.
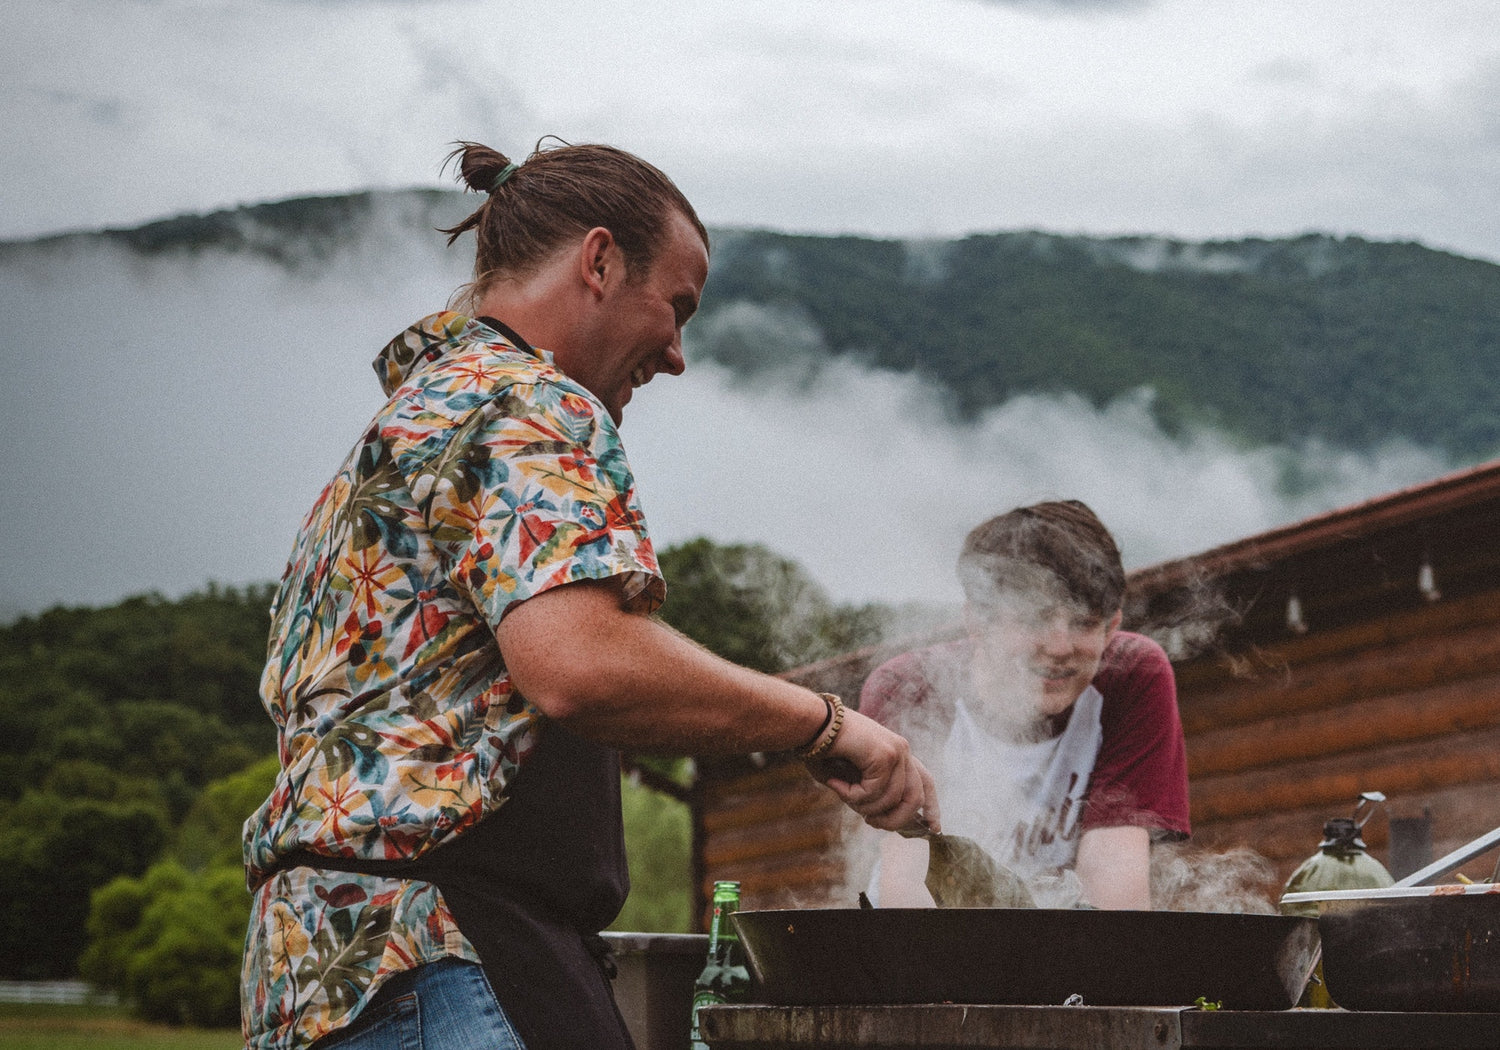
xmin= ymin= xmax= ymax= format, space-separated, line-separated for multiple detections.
xmin=445 ymin=142 xmax=517 ymax=195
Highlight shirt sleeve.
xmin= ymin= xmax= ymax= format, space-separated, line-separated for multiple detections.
xmin=858 ymin=642 xmax=964 ymax=761
xmin=419 ymin=381 xmax=664 ymax=626
xmin=858 ymin=655 xmax=909 ymax=725
xmin=1081 ymin=633 xmax=1191 ymax=839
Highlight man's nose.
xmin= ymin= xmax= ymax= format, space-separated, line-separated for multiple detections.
xmin=1035 ymin=618 xmax=1073 ymax=656
xmin=661 ymin=333 xmax=686 ymax=376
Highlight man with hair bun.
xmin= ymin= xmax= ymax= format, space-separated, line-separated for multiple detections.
xmin=240 ymin=139 xmax=937 ymax=1050
xmin=861 ymin=500 xmax=1188 ymax=911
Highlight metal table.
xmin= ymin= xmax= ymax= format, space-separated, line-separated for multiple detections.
xmin=602 ymin=931 xmax=707 ymax=1050
xmin=698 ymin=1004 xmax=1500 ymax=1050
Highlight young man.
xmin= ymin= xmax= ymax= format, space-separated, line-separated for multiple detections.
xmin=241 ymin=141 xmax=937 ymax=1050
xmin=860 ymin=500 xmax=1187 ymax=910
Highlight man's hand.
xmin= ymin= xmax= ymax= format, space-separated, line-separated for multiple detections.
xmin=805 ymin=709 xmax=940 ymax=833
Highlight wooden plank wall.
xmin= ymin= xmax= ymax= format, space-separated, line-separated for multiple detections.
xmin=694 ymin=584 xmax=1500 ymax=917
xmin=697 ymin=758 xmax=847 ymax=911
xmin=1179 ymin=584 xmax=1500 ymax=886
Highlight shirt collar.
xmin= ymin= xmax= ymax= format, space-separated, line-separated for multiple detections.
xmin=373 ymin=312 xmax=548 ymax=396
xmin=473 ymin=315 xmax=535 ymax=354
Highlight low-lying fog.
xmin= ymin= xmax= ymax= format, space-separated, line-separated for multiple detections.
xmin=0 ymin=196 xmax=1455 ymax=622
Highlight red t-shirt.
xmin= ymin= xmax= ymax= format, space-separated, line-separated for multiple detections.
xmin=859 ymin=631 xmax=1190 ymax=839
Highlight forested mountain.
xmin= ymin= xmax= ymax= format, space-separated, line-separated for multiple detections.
xmin=24 ymin=191 xmax=1497 ymax=460
xmin=695 ymin=230 xmax=1500 ymax=459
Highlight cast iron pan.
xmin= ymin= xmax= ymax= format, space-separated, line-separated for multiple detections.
xmin=732 ymin=907 xmax=1319 ymax=1011
xmin=1320 ymin=891 xmax=1500 ymax=1011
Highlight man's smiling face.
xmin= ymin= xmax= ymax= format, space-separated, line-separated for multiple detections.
xmin=582 ymin=211 xmax=708 ymax=424
xmin=967 ymin=585 xmax=1121 ymax=719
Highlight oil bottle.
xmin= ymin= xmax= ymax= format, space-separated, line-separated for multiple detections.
xmin=1280 ymin=791 xmax=1394 ymax=1006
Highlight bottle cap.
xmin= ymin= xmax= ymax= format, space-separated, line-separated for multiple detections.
xmin=1320 ymin=817 xmax=1366 ymax=851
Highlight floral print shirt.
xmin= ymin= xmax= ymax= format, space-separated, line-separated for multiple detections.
xmin=241 ymin=313 xmax=664 ymax=1050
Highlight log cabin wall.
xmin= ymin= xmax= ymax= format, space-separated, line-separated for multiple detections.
xmin=689 ymin=460 xmax=1500 ymax=925
xmin=1175 ymin=585 xmax=1500 ymax=885
xmin=1132 ymin=458 xmax=1500 ymax=889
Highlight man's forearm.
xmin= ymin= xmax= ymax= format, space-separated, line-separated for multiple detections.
xmin=496 ymin=577 xmax=940 ymax=833
xmin=496 ymin=576 xmax=830 ymax=754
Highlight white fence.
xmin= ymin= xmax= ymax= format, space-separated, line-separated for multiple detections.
xmin=0 ymin=980 xmax=119 ymax=1005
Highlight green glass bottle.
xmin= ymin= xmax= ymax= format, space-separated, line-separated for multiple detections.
xmin=689 ymin=880 xmax=750 ymax=1050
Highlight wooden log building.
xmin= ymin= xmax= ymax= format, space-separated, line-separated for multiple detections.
xmin=688 ymin=458 xmax=1500 ymax=922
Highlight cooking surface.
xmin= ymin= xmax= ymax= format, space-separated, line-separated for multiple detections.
xmin=699 ymin=1004 xmax=1500 ymax=1050
xmin=1317 ymin=891 xmax=1500 ymax=1012
xmin=732 ymin=908 xmax=1319 ymax=1012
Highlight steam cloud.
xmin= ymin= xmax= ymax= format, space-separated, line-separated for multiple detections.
xmin=1150 ymin=843 xmax=1279 ymax=914
xmin=632 ymin=301 xmax=1452 ymax=611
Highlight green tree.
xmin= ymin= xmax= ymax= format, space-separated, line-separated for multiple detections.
xmin=0 ymin=793 xmax=169 ymax=979
xmin=80 ymin=861 xmax=247 ymax=1026
xmin=0 ymin=585 xmax=275 ymax=976
xmin=611 ymin=771 xmax=693 ymax=933
xmin=80 ymin=757 xmax=277 ymax=1023
xmin=172 ymin=754 xmax=280 ymax=872
xmin=0 ymin=584 xmax=274 ymax=739
xmin=655 ymin=538 xmax=887 ymax=673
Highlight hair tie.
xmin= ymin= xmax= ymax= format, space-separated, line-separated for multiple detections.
xmin=489 ymin=163 xmax=519 ymax=193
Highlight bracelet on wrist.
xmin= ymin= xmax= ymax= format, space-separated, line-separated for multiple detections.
xmin=796 ymin=693 xmax=845 ymax=759
xmin=797 ymin=696 xmax=833 ymax=751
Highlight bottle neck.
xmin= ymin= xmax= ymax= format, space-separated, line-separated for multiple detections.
xmin=707 ymin=901 xmax=740 ymax=955
xmin=1321 ymin=843 xmax=1364 ymax=857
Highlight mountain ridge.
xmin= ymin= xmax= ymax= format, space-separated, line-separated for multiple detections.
xmin=699 ymin=226 xmax=1500 ymax=458
xmin=7 ymin=189 xmax=1496 ymax=460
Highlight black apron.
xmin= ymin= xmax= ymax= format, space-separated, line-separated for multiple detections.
xmin=284 ymin=722 xmax=635 ymax=1050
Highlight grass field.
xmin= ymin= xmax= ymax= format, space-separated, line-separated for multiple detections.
xmin=0 ymin=1004 xmax=242 ymax=1050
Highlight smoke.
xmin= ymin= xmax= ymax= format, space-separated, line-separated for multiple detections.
xmin=1124 ymin=561 xmax=1245 ymax=662
xmin=839 ymin=822 xmax=1282 ymax=914
xmin=1150 ymin=842 xmax=1279 ymax=914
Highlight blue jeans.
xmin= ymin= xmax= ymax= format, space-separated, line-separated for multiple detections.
xmin=314 ymin=958 xmax=527 ymax=1050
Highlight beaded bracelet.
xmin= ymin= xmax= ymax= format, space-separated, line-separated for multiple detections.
xmin=796 ymin=693 xmax=846 ymax=759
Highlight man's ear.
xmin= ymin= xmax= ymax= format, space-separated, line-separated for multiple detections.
xmin=1105 ymin=608 xmax=1123 ymax=639
xmin=579 ymin=226 xmax=618 ymax=298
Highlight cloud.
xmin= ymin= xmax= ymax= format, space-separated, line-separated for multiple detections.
xmin=1 ymin=0 xmax=1499 ymax=275
xmin=627 ymin=310 xmax=1451 ymax=607
xmin=0 ymin=193 xmax=471 ymax=618
xmin=966 ymin=0 xmax=1149 ymax=9
xmin=266 ymin=0 xmax=435 ymax=5
xmin=0 ymin=198 xmax=1456 ymax=622
xmin=1248 ymin=58 xmax=1320 ymax=87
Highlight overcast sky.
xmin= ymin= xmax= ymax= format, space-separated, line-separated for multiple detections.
xmin=6 ymin=0 xmax=1500 ymax=259
xmin=3 ymin=0 xmax=1498 ymax=621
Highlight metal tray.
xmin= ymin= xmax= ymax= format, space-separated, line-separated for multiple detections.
xmin=732 ymin=908 xmax=1320 ymax=1011
xmin=1318 ymin=887 xmax=1500 ymax=1011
